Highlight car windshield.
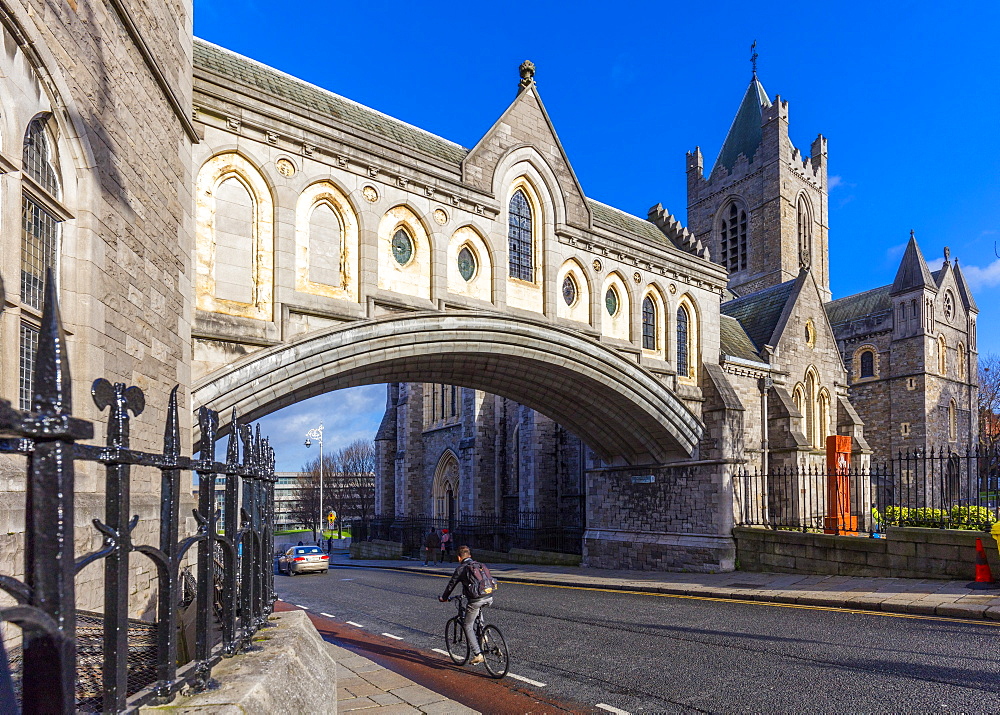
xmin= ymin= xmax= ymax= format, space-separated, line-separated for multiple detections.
xmin=295 ymin=547 xmax=321 ymax=554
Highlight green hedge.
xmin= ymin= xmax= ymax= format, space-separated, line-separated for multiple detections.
xmin=873 ymin=505 xmax=997 ymax=531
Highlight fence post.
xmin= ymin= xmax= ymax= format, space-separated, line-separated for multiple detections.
xmin=194 ymin=407 xmax=219 ymax=689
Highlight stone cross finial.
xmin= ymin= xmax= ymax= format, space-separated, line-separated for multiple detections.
xmin=751 ymin=40 xmax=758 ymax=77
xmin=518 ymin=60 xmax=536 ymax=93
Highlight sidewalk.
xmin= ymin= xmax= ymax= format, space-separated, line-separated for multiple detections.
xmin=328 ymin=639 xmax=478 ymax=714
xmin=330 ymin=552 xmax=1000 ymax=622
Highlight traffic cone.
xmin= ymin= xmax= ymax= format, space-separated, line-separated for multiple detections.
xmin=967 ymin=538 xmax=995 ymax=590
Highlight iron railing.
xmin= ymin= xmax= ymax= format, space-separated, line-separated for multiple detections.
xmin=0 ymin=275 xmax=276 ymax=713
xmin=735 ymin=446 xmax=1000 ymax=534
xmin=352 ymin=511 xmax=584 ymax=556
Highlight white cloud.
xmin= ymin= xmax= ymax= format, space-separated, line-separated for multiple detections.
xmin=885 ymin=242 xmax=907 ymax=261
xmin=828 ymin=175 xmax=844 ymax=190
xmin=927 ymin=257 xmax=944 ymax=271
xmin=960 ymin=258 xmax=1000 ymax=290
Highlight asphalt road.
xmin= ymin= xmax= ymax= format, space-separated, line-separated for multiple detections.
xmin=277 ymin=564 xmax=1000 ymax=713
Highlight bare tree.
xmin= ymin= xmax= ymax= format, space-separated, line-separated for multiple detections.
xmin=980 ymin=353 xmax=1000 ymax=450
xmin=292 ymin=455 xmax=337 ymax=540
xmin=337 ymin=439 xmax=377 ymax=527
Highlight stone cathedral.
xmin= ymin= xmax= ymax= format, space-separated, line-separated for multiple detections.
xmin=377 ymin=72 xmax=980 ymax=532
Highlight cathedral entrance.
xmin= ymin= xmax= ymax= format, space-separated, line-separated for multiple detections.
xmin=433 ymin=451 xmax=459 ymax=529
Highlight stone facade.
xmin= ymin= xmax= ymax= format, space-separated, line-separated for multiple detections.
xmin=0 ymin=1 xmax=195 ymax=615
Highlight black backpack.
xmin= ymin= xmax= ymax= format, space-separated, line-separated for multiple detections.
xmin=466 ymin=560 xmax=499 ymax=598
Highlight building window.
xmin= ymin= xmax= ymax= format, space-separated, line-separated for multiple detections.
xmin=948 ymin=400 xmax=957 ymax=441
xmin=797 ymin=195 xmax=812 ymax=268
xmin=860 ymin=350 xmax=875 ymax=378
xmin=957 ymin=343 xmax=966 ymax=381
xmin=21 ymin=197 xmax=59 ymax=310
xmin=391 ymin=228 xmax=414 ymax=266
xmin=508 ymin=189 xmax=533 ymax=281
xmin=457 ymin=246 xmax=476 ymax=281
xmin=719 ymin=201 xmax=747 ymax=273
xmin=938 ymin=335 xmax=947 ymax=376
xmin=23 ymin=118 xmax=60 ymax=197
xmin=605 ymin=287 xmax=619 ymax=316
xmin=562 ymin=274 xmax=577 ymax=306
xmin=19 ymin=323 xmax=39 ymax=411
xmin=676 ymin=305 xmax=689 ymax=378
xmin=642 ymin=296 xmax=656 ymax=351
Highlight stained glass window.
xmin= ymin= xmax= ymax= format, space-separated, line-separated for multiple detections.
xmin=642 ymin=296 xmax=656 ymax=350
xmin=392 ymin=228 xmax=413 ymax=265
xmin=508 ymin=190 xmax=532 ymax=281
xmin=605 ymin=287 xmax=618 ymax=316
xmin=677 ymin=306 xmax=689 ymax=377
xmin=562 ymin=275 xmax=577 ymax=306
xmin=860 ymin=350 xmax=875 ymax=378
xmin=457 ymin=246 xmax=476 ymax=281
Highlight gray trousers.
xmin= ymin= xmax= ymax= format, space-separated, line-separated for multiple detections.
xmin=464 ymin=597 xmax=493 ymax=655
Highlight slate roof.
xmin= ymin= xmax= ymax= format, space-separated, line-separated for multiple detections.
xmin=953 ymin=263 xmax=979 ymax=312
xmin=890 ymin=235 xmax=936 ymax=294
xmin=713 ymin=77 xmax=771 ymax=173
xmin=719 ymin=314 xmax=763 ymax=362
xmin=193 ymin=39 xmax=469 ymax=164
xmin=825 ymin=284 xmax=893 ymax=326
xmin=720 ymin=279 xmax=795 ymax=350
xmin=588 ymin=200 xmax=673 ymax=250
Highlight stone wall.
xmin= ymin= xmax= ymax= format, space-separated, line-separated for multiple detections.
xmin=734 ymin=525 xmax=1000 ymax=579
xmin=350 ymin=539 xmax=404 ymax=560
xmin=583 ymin=463 xmax=735 ymax=572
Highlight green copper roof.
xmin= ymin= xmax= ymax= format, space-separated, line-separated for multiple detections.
xmin=193 ymin=39 xmax=469 ymax=164
xmin=713 ymin=77 xmax=771 ymax=173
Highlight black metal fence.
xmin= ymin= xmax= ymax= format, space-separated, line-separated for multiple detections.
xmin=735 ymin=446 xmax=1000 ymax=535
xmin=352 ymin=511 xmax=584 ymax=556
xmin=0 ymin=276 xmax=276 ymax=713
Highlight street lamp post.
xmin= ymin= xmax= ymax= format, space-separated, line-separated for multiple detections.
xmin=304 ymin=423 xmax=324 ymax=542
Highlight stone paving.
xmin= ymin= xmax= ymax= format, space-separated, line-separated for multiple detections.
xmin=332 ymin=552 xmax=1000 ymax=622
xmin=329 ymin=640 xmax=478 ymax=714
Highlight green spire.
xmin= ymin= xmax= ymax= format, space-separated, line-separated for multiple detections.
xmin=713 ymin=77 xmax=771 ymax=174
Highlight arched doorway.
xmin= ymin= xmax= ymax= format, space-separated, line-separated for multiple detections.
xmin=433 ymin=451 xmax=460 ymax=529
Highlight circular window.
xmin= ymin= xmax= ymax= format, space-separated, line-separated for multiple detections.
xmin=944 ymin=291 xmax=955 ymax=323
xmin=391 ymin=228 xmax=413 ymax=265
xmin=605 ymin=287 xmax=619 ymax=316
xmin=457 ymin=246 xmax=476 ymax=281
xmin=562 ymin=275 xmax=577 ymax=306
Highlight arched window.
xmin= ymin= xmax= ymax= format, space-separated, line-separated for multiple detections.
xmin=797 ymin=195 xmax=812 ymax=268
xmin=676 ymin=305 xmax=690 ymax=378
xmin=508 ymin=189 xmax=533 ymax=281
xmin=938 ymin=335 xmax=947 ymax=376
xmin=957 ymin=343 xmax=966 ymax=381
xmin=642 ymin=296 xmax=656 ymax=351
xmin=19 ymin=117 xmax=63 ymax=410
xmin=818 ymin=389 xmax=831 ymax=447
xmin=308 ymin=201 xmax=343 ymax=288
xmin=949 ymin=399 xmax=957 ymax=441
xmin=214 ymin=176 xmax=255 ymax=304
xmin=719 ymin=201 xmax=748 ymax=273
xmin=860 ymin=350 xmax=875 ymax=378
xmin=805 ymin=371 xmax=818 ymax=448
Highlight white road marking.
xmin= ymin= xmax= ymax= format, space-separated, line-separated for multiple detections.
xmin=381 ymin=633 xmax=404 ymax=640
xmin=507 ymin=673 xmax=546 ymax=687
xmin=320 ymin=612 xmax=335 ymax=618
xmin=341 ymin=578 xmax=354 ymax=581
xmin=346 ymin=621 xmax=363 ymax=627
xmin=596 ymin=705 xmax=630 ymax=715
xmin=431 ymin=648 xmax=450 ymax=655
xmin=294 ymin=604 xmax=308 ymax=609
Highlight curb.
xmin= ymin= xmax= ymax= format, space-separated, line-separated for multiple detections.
xmin=333 ymin=561 xmax=1000 ymax=623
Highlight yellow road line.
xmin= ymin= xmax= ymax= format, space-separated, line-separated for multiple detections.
xmin=340 ymin=565 xmax=1000 ymax=628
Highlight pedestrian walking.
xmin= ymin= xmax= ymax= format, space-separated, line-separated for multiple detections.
xmin=439 ymin=529 xmax=451 ymax=563
xmin=423 ymin=527 xmax=440 ymax=565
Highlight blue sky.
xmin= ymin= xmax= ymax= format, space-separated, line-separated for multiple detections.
xmin=197 ymin=1 xmax=1000 ymax=470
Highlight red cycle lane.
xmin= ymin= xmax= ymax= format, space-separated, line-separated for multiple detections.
xmin=274 ymin=601 xmax=584 ymax=713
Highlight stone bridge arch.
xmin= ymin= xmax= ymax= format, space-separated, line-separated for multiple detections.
xmin=192 ymin=312 xmax=703 ymax=465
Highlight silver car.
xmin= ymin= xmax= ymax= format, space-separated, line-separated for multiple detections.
xmin=278 ymin=546 xmax=329 ymax=575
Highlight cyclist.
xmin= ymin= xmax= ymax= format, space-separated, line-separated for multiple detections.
xmin=438 ymin=545 xmax=492 ymax=665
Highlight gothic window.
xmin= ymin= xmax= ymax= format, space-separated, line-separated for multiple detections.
xmin=20 ymin=117 xmax=63 ymax=410
xmin=391 ymin=228 xmax=414 ymax=266
xmin=508 ymin=189 xmax=533 ymax=281
xmin=308 ymin=201 xmax=343 ymax=288
xmin=605 ymin=287 xmax=619 ymax=316
xmin=642 ymin=296 xmax=656 ymax=351
xmin=818 ymin=389 xmax=831 ymax=447
xmin=797 ymin=195 xmax=812 ymax=268
xmin=948 ymin=399 xmax=957 ymax=441
xmin=457 ymin=246 xmax=476 ymax=281
xmin=562 ymin=274 xmax=577 ymax=306
xmin=676 ymin=305 xmax=689 ymax=378
xmin=943 ymin=291 xmax=955 ymax=323
xmin=805 ymin=370 xmax=818 ymax=448
xmin=860 ymin=350 xmax=875 ymax=378
xmin=938 ymin=335 xmax=947 ymax=376
xmin=910 ymin=299 xmax=919 ymax=331
xmin=957 ymin=343 xmax=966 ymax=381
xmin=719 ymin=201 xmax=748 ymax=273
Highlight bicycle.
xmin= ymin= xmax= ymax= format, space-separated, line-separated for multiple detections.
xmin=444 ymin=595 xmax=509 ymax=678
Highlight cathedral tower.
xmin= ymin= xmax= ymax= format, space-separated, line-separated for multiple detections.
xmin=687 ymin=74 xmax=831 ymax=302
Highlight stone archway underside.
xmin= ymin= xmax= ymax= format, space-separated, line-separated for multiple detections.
xmin=192 ymin=312 xmax=704 ymax=464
